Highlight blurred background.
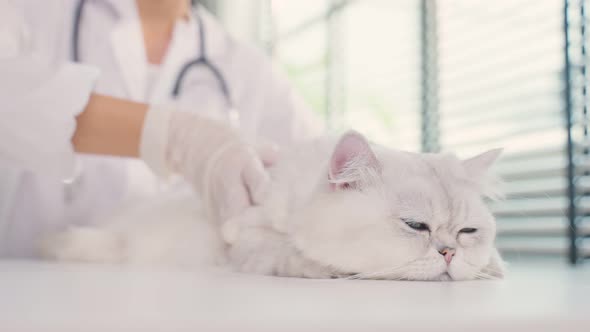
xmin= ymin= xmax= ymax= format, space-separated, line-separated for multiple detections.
xmin=201 ymin=0 xmax=590 ymax=266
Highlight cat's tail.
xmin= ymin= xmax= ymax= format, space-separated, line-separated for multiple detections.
xmin=39 ymin=226 xmax=126 ymax=263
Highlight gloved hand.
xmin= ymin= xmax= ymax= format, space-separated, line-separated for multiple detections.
xmin=140 ymin=105 xmax=272 ymax=222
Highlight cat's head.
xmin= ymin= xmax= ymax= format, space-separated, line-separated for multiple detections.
xmin=291 ymin=131 xmax=505 ymax=281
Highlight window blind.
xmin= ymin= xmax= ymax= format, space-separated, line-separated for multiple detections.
xmin=565 ymin=0 xmax=590 ymax=261
xmin=435 ymin=0 xmax=589 ymax=261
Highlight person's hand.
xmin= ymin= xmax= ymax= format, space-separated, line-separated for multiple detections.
xmin=140 ymin=106 xmax=271 ymax=221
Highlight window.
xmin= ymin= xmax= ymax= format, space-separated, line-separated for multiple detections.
xmin=271 ymin=0 xmax=423 ymax=151
xmin=212 ymin=0 xmax=589 ymax=264
xmin=437 ymin=0 xmax=573 ymax=259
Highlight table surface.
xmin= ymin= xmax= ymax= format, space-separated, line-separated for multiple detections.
xmin=1 ymin=260 xmax=589 ymax=332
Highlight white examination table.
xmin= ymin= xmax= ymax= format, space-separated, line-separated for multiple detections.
xmin=0 ymin=260 xmax=588 ymax=331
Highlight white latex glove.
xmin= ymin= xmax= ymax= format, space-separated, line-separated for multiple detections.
xmin=140 ymin=106 xmax=271 ymax=222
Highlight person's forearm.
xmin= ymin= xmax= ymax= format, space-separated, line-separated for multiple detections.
xmin=72 ymin=94 xmax=148 ymax=157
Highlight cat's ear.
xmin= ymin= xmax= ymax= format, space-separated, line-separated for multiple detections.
xmin=462 ymin=148 xmax=503 ymax=179
xmin=462 ymin=148 xmax=503 ymax=199
xmin=328 ymin=131 xmax=381 ymax=190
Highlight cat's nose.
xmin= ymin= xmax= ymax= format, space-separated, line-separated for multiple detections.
xmin=438 ymin=247 xmax=456 ymax=264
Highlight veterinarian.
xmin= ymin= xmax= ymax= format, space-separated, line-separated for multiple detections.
xmin=0 ymin=0 xmax=321 ymax=256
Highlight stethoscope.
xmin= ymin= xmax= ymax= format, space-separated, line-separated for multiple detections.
xmin=71 ymin=0 xmax=239 ymax=127
xmin=65 ymin=0 xmax=240 ymax=201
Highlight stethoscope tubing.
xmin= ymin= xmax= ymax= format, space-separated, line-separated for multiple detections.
xmin=71 ymin=0 xmax=233 ymax=107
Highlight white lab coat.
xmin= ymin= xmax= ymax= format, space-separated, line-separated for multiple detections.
xmin=0 ymin=0 xmax=321 ymax=257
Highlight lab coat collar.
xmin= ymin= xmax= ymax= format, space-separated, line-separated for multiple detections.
xmin=148 ymin=5 xmax=231 ymax=103
xmin=100 ymin=0 xmax=137 ymax=20
xmin=108 ymin=2 xmax=231 ymax=103
xmin=148 ymin=12 xmax=199 ymax=103
xmin=110 ymin=16 xmax=147 ymax=101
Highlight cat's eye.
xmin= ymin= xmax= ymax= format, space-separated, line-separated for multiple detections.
xmin=402 ymin=219 xmax=430 ymax=232
xmin=459 ymin=227 xmax=478 ymax=234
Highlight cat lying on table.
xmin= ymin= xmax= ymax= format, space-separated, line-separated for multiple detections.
xmin=42 ymin=131 xmax=506 ymax=281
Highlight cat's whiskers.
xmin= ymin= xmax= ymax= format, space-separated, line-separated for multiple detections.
xmin=475 ymin=267 xmax=503 ymax=279
xmin=342 ymin=258 xmax=424 ymax=280
xmin=462 ymin=261 xmax=502 ymax=280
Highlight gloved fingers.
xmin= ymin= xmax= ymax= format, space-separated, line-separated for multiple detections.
xmin=205 ymin=144 xmax=270 ymax=222
xmin=216 ymin=176 xmax=251 ymax=222
xmin=255 ymin=141 xmax=280 ymax=167
xmin=242 ymin=156 xmax=271 ymax=206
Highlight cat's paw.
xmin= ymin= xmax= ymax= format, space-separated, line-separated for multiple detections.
xmin=233 ymin=253 xmax=331 ymax=279
xmin=230 ymin=244 xmax=332 ymax=279
xmin=225 ymin=215 xmax=333 ymax=279
xmin=278 ymin=253 xmax=334 ymax=279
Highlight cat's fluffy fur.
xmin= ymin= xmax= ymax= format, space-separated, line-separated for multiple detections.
xmin=42 ymin=131 xmax=506 ymax=281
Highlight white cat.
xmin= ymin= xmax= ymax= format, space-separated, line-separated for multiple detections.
xmin=42 ymin=131 xmax=506 ymax=281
